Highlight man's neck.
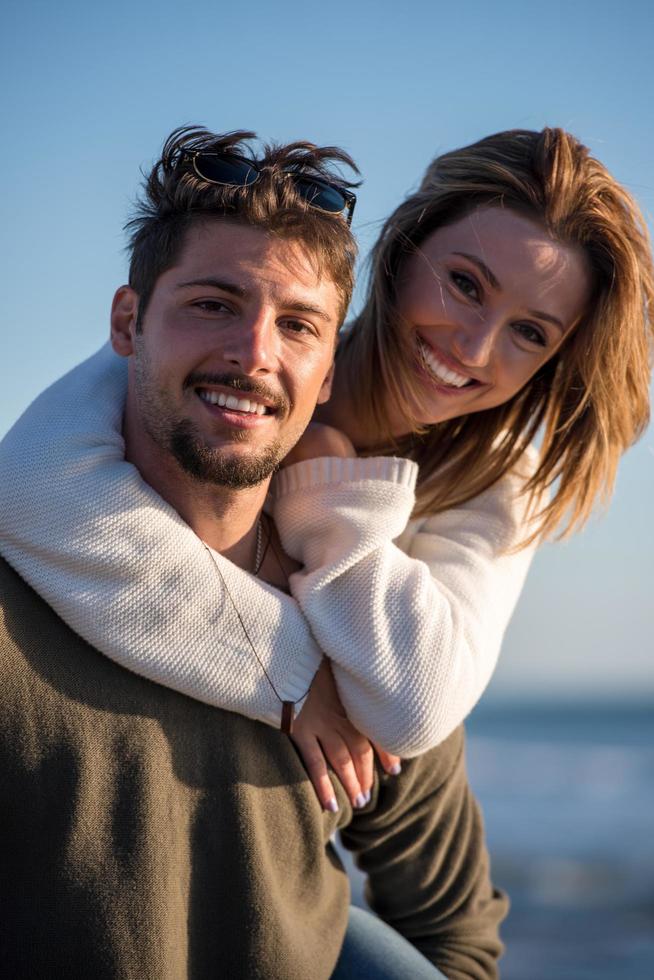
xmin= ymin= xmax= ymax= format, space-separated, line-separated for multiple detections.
xmin=163 ymin=473 xmax=269 ymax=570
xmin=125 ymin=434 xmax=269 ymax=572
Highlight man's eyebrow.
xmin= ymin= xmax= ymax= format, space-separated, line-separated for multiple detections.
xmin=176 ymin=277 xmax=246 ymax=297
xmin=452 ymin=252 xmax=501 ymax=290
xmin=452 ymin=253 xmax=565 ymax=332
xmin=285 ymin=301 xmax=332 ymax=322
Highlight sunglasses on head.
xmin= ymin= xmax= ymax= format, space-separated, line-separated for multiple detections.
xmin=179 ymin=149 xmax=357 ymax=225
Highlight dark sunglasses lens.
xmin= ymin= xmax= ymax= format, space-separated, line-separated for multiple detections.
xmin=193 ymin=154 xmax=259 ymax=186
xmin=293 ymin=178 xmax=347 ymax=214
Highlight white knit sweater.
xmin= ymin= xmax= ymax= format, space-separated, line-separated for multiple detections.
xmin=0 ymin=345 xmax=537 ymax=756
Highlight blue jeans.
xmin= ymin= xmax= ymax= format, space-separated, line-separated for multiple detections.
xmin=331 ymin=906 xmax=448 ymax=979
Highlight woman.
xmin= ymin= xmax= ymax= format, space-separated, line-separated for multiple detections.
xmin=0 ymin=127 xmax=651 ymax=820
xmin=275 ymin=126 xmax=653 ymax=809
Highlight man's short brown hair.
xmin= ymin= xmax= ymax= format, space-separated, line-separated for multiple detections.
xmin=126 ymin=126 xmax=359 ymax=330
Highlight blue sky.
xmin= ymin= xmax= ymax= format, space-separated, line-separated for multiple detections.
xmin=1 ymin=0 xmax=652 ymax=699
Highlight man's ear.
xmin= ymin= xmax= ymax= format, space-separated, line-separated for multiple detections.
xmin=110 ymin=286 xmax=139 ymax=357
xmin=316 ymin=361 xmax=335 ymax=404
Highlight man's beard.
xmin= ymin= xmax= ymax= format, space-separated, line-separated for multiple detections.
xmin=169 ymin=417 xmax=284 ymax=489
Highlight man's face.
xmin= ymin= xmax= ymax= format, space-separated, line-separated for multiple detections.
xmin=111 ymin=220 xmax=341 ymax=489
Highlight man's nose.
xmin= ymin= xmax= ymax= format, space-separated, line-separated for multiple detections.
xmin=221 ymin=309 xmax=279 ymax=375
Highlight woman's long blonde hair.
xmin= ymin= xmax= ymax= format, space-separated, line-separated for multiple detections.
xmin=339 ymin=128 xmax=654 ymax=541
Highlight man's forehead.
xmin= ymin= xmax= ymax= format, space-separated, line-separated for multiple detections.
xmin=169 ymin=222 xmax=341 ymax=316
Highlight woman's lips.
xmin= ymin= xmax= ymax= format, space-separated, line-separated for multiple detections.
xmin=416 ymin=336 xmax=481 ymax=390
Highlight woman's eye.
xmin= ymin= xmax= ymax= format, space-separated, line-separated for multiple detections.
xmin=451 ymin=271 xmax=479 ymax=301
xmin=515 ymin=322 xmax=547 ymax=347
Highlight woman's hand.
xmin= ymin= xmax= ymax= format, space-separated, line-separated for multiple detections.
xmin=281 ymin=421 xmax=356 ymax=468
xmin=292 ymin=659 xmax=401 ymax=813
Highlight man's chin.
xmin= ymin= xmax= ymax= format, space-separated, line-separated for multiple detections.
xmin=170 ymin=429 xmax=283 ymax=489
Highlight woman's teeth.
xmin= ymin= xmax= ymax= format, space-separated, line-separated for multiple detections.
xmin=418 ymin=339 xmax=472 ymax=388
xmin=199 ymin=390 xmax=268 ymax=415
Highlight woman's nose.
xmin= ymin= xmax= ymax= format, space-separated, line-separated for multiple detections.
xmin=451 ymin=315 xmax=499 ymax=369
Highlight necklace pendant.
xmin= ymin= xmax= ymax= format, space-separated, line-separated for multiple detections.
xmin=281 ymin=700 xmax=295 ymax=735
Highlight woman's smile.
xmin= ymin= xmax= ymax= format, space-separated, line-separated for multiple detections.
xmin=415 ymin=335 xmax=483 ymax=391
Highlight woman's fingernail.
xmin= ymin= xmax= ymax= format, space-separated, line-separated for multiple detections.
xmin=354 ymin=793 xmax=367 ymax=809
xmin=364 ymin=789 xmax=372 ymax=803
xmin=388 ymin=763 xmax=402 ymax=775
xmin=325 ymin=797 xmax=339 ymax=813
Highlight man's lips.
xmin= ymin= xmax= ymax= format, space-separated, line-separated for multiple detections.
xmin=194 ymin=387 xmax=277 ymax=430
xmin=185 ymin=371 xmax=288 ymax=417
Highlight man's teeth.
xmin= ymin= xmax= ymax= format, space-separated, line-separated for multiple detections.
xmin=418 ymin=340 xmax=472 ymax=388
xmin=199 ymin=390 xmax=268 ymax=415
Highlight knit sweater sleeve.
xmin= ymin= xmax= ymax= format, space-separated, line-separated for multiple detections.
xmin=271 ymin=449 xmax=538 ymax=757
xmin=0 ymin=345 xmax=537 ymax=752
xmin=0 ymin=345 xmax=321 ymax=728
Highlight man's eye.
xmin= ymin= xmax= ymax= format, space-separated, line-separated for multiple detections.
xmin=451 ymin=271 xmax=479 ymax=301
xmin=282 ymin=319 xmax=312 ymax=335
xmin=193 ymin=300 xmax=230 ymax=313
xmin=514 ymin=322 xmax=547 ymax=347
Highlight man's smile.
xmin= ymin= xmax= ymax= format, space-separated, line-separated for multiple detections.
xmin=197 ymin=389 xmax=271 ymax=415
xmin=194 ymin=385 xmax=278 ymax=429
xmin=185 ymin=371 xmax=288 ymax=422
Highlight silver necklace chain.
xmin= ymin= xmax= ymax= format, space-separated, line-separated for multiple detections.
xmin=253 ymin=517 xmax=265 ymax=575
xmin=202 ymin=516 xmax=309 ymax=734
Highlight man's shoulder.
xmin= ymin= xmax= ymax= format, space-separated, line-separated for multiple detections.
xmin=0 ymin=556 xmax=81 ymax=668
xmin=0 ymin=556 xmax=49 ymax=648
xmin=0 ymin=553 xmax=27 ymax=598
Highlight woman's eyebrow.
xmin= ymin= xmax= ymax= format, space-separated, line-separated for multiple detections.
xmin=527 ymin=308 xmax=564 ymax=332
xmin=452 ymin=252 xmax=500 ymax=289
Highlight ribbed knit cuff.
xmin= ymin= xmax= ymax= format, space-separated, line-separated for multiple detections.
xmin=271 ymin=456 xmax=418 ymax=500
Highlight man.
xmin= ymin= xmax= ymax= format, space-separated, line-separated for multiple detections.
xmin=0 ymin=127 xmax=506 ymax=979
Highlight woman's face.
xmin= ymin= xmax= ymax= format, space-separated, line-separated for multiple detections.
xmin=391 ymin=206 xmax=593 ymax=432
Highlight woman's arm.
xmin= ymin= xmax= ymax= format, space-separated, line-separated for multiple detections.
xmin=0 ymin=344 xmax=537 ymax=767
xmin=0 ymin=345 xmax=322 ymax=728
xmin=272 ymin=447 xmax=539 ymax=757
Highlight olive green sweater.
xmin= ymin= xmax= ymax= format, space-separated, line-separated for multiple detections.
xmin=0 ymin=557 xmax=507 ymax=979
